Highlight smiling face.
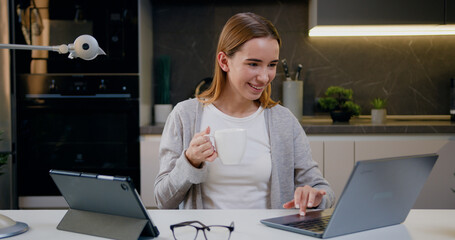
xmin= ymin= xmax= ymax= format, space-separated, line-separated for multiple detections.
xmin=218 ymin=37 xmax=280 ymax=104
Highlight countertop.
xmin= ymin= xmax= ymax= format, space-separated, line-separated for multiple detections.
xmin=2 ymin=209 xmax=455 ymax=240
xmin=141 ymin=115 xmax=455 ymax=135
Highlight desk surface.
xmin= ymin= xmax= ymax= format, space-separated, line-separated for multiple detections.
xmin=1 ymin=209 xmax=454 ymax=240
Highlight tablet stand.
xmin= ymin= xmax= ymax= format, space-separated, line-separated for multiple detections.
xmin=57 ymin=209 xmax=153 ymax=240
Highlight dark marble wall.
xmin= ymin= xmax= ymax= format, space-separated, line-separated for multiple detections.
xmin=152 ymin=0 xmax=455 ymax=115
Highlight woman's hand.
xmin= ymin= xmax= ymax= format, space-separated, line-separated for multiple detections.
xmin=185 ymin=126 xmax=218 ymax=168
xmin=283 ymin=185 xmax=326 ymax=216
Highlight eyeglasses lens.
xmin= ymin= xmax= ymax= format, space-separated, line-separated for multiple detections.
xmin=173 ymin=225 xmax=231 ymax=240
xmin=173 ymin=226 xmax=198 ymax=240
xmin=204 ymin=226 xmax=231 ymax=239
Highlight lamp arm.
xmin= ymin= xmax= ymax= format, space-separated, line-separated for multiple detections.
xmin=0 ymin=43 xmax=69 ymax=54
xmin=0 ymin=35 xmax=105 ymax=60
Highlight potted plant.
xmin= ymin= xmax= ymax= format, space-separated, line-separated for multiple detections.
xmin=370 ymin=98 xmax=387 ymax=124
xmin=154 ymin=55 xmax=173 ymax=124
xmin=318 ymin=86 xmax=361 ymax=123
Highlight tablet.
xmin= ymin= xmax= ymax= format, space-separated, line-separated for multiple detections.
xmin=49 ymin=169 xmax=159 ymax=239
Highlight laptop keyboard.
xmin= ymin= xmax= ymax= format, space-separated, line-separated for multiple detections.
xmin=284 ymin=215 xmax=331 ymax=232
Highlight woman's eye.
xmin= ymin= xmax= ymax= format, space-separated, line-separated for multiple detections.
xmin=268 ymin=63 xmax=277 ymax=67
xmin=248 ymin=63 xmax=258 ymax=67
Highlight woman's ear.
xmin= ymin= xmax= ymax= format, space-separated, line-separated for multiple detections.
xmin=217 ymin=51 xmax=229 ymax=72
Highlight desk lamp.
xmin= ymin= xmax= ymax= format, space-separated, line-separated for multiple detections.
xmin=0 ymin=34 xmax=105 ymax=238
xmin=0 ymin=34 xmax=106 ymax=60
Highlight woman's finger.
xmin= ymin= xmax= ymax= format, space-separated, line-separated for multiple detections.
xmin=282 ymin=199 xmax=296 ymax=209
xmin=307 ymin=190 xmax=317 ymax=208
xmin=299 ymin=190 xmax=309 ymax=216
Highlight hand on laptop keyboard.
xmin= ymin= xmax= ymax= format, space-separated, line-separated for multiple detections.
xmin=282 ymin=186 xmax=326 ymax=216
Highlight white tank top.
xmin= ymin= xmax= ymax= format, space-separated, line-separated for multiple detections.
xmin=200 ymin=104 xmax=272 ymax=209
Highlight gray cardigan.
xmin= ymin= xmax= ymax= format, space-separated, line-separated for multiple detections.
xmin=154 ymin=98 xmax=335 ymax=209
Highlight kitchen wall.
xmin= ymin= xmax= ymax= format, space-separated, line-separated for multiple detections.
xmin=152 ymin=0 xmax=455 ymax=115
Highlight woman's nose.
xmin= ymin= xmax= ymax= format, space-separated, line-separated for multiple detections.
xmin=257 ymin=68 xmax=269 ymax=82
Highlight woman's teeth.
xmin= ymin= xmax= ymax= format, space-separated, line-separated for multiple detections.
xmin=249 ymin=83 xmax=264 ymax=90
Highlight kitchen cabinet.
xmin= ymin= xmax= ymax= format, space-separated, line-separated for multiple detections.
xmin=323 ymin=141 xmax=354 ymax=202
xmin=310 ymin=0 xmax=446 ymax=29
xmin=0 ymin=155 xmax=12 ymax=209
xmin=447 ymin=0 xmax=455 ymax=23
xmin=141 ymin=134 xmax=454 ymax=209
xmin=309 ymin=135 xmax=453 ymax=208
xmin=140 ymin=135 xmax=161 ymax=208
xmin=309 ymin=141 xmax=324 ymax=172
xmin=140 ymin=137 xmax=328 ymax=208
xmin=353 ymin=137 xmax=452 ymax=209
xmin=355 ymin=138 xmax=448 ymax=161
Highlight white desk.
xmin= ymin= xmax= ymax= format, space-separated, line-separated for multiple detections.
xmin=1 ymin=209 xmax=454 ymax=240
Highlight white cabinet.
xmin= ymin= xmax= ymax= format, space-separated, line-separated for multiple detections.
xmin=141 ymin=134 xmax=455 ymax=209
xmin=355 ymin=138 xmax=448 ymax=161
xmin=311 ymin=135 xmax=453 ymax=208
xmin=323 ymin=141 xmax=354 ymax=201
xmin=140 ymin=135 xmax=161 ymax=208
xmin=309 ymin=141 xmax=324 ymax=172
xmin=353 ymin=137 xmax=452 ymax=209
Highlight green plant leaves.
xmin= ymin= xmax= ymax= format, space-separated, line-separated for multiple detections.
xmin=318 ymin=97 xmax=338 ymax=111
xmin=371 ymin=98 xmax=387 ymax=109
xmin=344 ymin=101 xmax=361 ymax=116
xmin=325 ymin=86 xmax=353 ymax=100
xmin=318 ymin=86 xmax=360 ymax=116
xmin=155 ymin=55 xmax=171 ymax=104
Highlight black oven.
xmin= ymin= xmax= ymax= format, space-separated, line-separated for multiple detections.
xmin=16 ymin=74 xmax=139 ymax=197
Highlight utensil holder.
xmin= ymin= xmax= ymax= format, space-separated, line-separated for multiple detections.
xmin=154 ymin=104 xmax=173 ymax=124
xmin=283 ymin=80 xmax=303 ymax=120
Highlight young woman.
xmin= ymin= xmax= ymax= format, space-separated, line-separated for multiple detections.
xmin=154 ymin=12 xmax=335 ymax=216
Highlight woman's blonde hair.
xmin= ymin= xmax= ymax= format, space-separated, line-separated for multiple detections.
xmin=197 ymin=12 xmax=281 ymax=108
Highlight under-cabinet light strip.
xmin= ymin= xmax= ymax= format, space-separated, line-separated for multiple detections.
xmin=309 ymin=24 xmax=455 ymax=37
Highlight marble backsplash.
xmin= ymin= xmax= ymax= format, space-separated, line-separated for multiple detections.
xmin=152 ymin=0 xmax=455 ymax=115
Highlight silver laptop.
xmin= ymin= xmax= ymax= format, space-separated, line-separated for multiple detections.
xmin=261 ymin=153 xmax=438 ymax=238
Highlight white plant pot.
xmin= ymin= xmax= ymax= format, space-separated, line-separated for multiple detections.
xmin=154 ymin=104 xmax=173 ymax=124
xmin=371 ymin=109 xmax=387 ymax=124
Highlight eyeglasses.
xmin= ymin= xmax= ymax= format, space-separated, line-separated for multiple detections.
xmin=170 ymin=220 xmax=234 ymax=240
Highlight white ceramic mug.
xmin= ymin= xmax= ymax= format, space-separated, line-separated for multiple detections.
xmin=207 ymin=128 xmax=247 ymax=165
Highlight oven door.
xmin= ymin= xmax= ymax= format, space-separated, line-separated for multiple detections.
xmin=17 ymin=96 xmax=139 ymax=197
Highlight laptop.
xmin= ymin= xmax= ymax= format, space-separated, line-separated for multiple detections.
xmin=49 ymin=169 xmax=160 ymax=239
xmin=260 ymin=153 xmax=438 ymax=238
